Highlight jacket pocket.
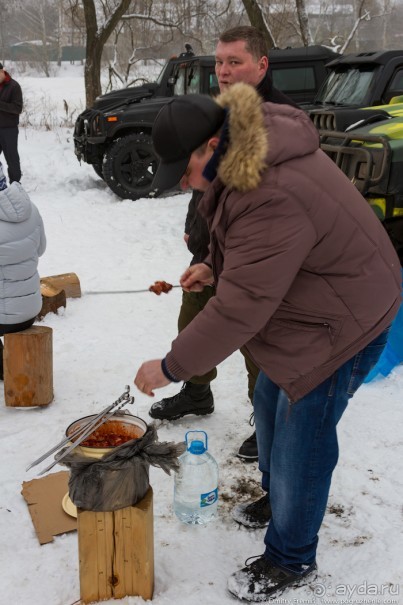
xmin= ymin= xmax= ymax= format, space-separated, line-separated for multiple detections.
xmin=264 ymin=311 xmax=345 ymax=378
xmin=270 ymin=310 xmax=343 ymax=345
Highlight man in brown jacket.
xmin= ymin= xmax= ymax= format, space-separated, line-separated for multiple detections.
xmin=149 ymin=26 xmax=298 ymax=464
xmin=134 ymin=84 xmax=401 ymax=600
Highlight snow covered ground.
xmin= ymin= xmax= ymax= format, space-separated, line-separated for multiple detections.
xmin=0 ymin=64 xmax=402 ymax=605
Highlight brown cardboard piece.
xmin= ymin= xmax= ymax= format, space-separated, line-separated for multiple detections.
xmin=21 ymin=470 xmax=77 ymax=545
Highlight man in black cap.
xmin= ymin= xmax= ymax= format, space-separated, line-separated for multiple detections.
xmin=148 ymin=26 xmax=296 ymax=465
xmin=134 ymin=83 xmax=400 ymax=601
xmin=0 ymin=62 xmax=23 ymax=184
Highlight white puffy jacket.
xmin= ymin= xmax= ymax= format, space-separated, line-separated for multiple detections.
xmin=0 ymin=182 xmax=46 ymax=324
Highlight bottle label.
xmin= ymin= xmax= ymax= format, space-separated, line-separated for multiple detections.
xmin=200 ymin=488 xmax=218 ymax=507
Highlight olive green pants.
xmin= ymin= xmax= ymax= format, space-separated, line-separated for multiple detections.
xmin=177 ymin=287 xmax=259 ymax=401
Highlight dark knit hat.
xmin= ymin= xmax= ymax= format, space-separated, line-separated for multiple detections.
xmin=151 ymin=94 xmax=226 ymax=193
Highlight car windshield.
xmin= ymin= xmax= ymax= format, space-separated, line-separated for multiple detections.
xmin=315 ymin=67 xmax=376 ymax=106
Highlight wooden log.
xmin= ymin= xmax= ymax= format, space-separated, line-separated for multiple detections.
xmin=4 ymin=326 xmax=53 ymax=407
xmin=38 ymin=282 xmax=66 ymax=319
xmin=40 ymin=272 xmax=81 ymax=298
xmin=78 ymin=488 xmax=154 ymax=604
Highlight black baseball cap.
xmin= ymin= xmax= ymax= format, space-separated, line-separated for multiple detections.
xmin=152 ymin=94 xmax=226 ymax=193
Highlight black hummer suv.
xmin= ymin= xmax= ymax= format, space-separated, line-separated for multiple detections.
xmin=73 ymin=45 xmax=339 ymax=200
xmin=309 ymin=49 xmax=403 ymax=115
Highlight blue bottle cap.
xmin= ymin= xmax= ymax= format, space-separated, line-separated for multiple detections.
xmin=188 ymin=439 xmax=206 ymax=455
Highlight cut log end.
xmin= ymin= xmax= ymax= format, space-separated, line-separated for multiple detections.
xmin=40 ymin=272 xmax=81 ymax=299
xmin=38 ymin=283 xmax=67 ymax=319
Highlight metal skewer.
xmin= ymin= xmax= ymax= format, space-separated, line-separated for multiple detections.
xmin=85 ymin=285 xmax=182 ymax=295
xmin=37 ymin=394 xmax=134 ymax=476
xmin=26 ymin=404 xmax=114 ymax=472
xmin=26 ymin=386 xmax=134 ymax=473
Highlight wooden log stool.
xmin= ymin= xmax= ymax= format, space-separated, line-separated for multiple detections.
xmin=4 ymin=325 xmax=53 ymax=407
xmin=78 ymin=487 xmax=154 ymax=603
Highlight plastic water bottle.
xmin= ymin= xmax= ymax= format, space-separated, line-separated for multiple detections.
xmin=174 ymin=430 xmax=218 ymax=525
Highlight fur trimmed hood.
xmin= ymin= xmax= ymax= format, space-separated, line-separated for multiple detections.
xmin=214 ymin=82 xmax=319 ymax=192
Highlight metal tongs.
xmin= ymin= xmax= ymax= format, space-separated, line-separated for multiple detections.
xmin=26 ymin=385 xmax=134 ymax=476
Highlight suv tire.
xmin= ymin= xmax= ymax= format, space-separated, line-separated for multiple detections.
xmin=92 ymin=162 xmax=105 ymax=180
xmin=103 ymin=133 xmax=159 ymax=200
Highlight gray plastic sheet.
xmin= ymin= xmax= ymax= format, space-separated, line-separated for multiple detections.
xmin=57 ymin=423 xmax=185 ymax=512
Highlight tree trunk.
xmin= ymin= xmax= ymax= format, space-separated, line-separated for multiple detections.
xmin=82 ymin=0 xmax=132 ymax=108
xmin=83 ymin=0 xmax=100 ymax=106
xmin=241 ymin=0 xmax=276 ymax=48
xmin=84 ymin=41 xmax=103 ymax=106
xmin=295 ymin=0 xmax=313 ymax=46
xmin=57 ymin=0 xmax=63 ymax=67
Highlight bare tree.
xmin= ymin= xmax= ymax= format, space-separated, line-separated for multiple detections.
xmin=81 ymin=0 xmax=131 ymax=106
xmin=73 ymin=0 xmax=233 ymax=106
xmin=239 ymin=0 xmax=276 ymax=48
xmin=340 ymin=7 xmax=370 ymax=52
xmin=9 ymin=0 xmax=58 ymax=76
xmin=99 ymin=0 xmax=232 ymax=92
xmin=324 ymin=0 xmax=392 ymax=53
xmin=239 ymin=0 xmax=316 ymax=48
xmin=0 ymin=0 xmax=9 ymax=61
xmin=239 ymin=0 xmax=393 ymax=53
xmin=295 ymin=0 xmax=313 ymax=46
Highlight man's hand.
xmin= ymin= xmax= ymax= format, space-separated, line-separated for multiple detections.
xmin=180 ymin=263 xmax=214 ymax=292
xmin=134 ymin=359 xmax=170 ymax=396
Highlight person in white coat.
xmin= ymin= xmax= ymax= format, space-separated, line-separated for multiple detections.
xmin=0 ymin=160 xmax=46 ymax=378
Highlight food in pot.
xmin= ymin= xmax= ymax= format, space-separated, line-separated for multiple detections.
xmin=149 ymin=280 xmax=173 ymax=295
xmin=77 ymin=420 xmax=143 ymax=448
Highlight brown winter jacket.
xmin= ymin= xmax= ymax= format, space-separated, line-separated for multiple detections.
xmin=165 ymin=84 xmax=401 ymax=402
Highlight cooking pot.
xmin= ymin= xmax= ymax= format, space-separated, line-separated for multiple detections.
xmin=65 ymin=413 xmax=147 ymax=459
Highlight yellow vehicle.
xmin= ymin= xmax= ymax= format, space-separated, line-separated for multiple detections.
xmin=310 ymin=100 xmax=403 ymax=219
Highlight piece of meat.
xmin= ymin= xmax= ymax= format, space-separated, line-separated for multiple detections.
xmin=149 ymin=280 xmax=173 ymax=295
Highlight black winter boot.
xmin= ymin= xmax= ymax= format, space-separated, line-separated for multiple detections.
xmin=227 ymin=556 xmax=317 ymax=601
xmin=232 ymin=494 xmax=272 ymax=528
xmin=149 ymin=382 xmax=214 ymax=420
xmin=237 ymin=413 xmax=258 ymax=461
xmin=237 ymin=431 xmax=258 ymax=461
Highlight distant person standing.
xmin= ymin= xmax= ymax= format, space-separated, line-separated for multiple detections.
xmin=0 ymin=62 xmax=23 ymax=184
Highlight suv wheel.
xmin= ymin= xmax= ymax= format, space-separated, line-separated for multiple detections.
xmin=103 ymin=133 xmax=159 ymax=200
xmin=93 ymin=162 xmax=104 ymax=179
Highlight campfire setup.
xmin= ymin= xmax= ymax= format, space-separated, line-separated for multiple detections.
xmin=16 ymin=274 xmax=184 ymax=604
xmin=25 ymin=385 xmax=185 ymax=603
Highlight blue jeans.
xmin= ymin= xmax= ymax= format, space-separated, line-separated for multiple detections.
xmin=253 ymin=329 xmax=389 ymax=573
